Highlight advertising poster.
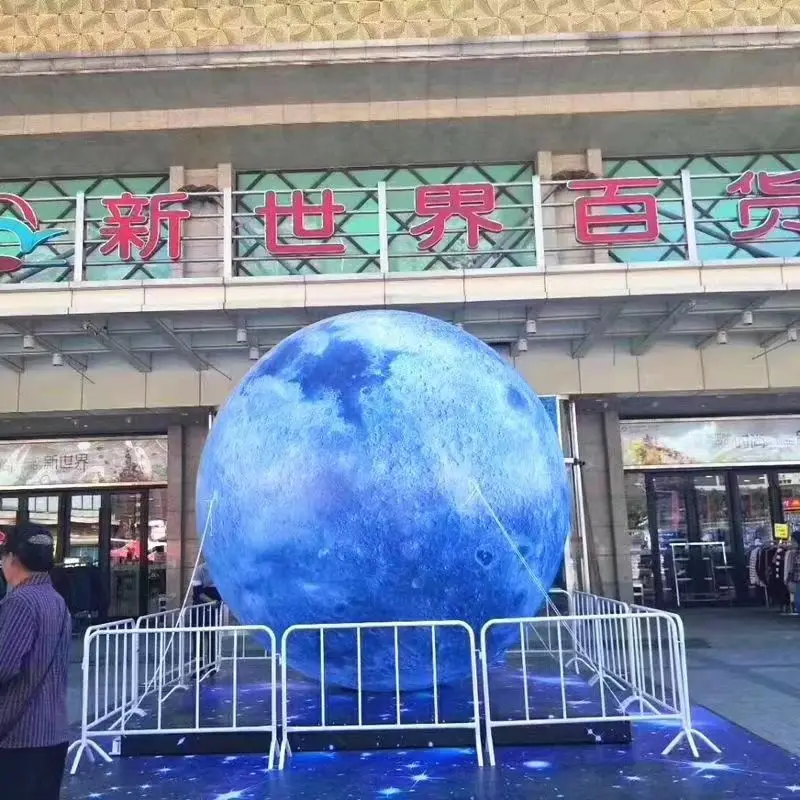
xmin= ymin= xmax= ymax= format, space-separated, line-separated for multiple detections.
xmin=0 ymin=437 xmax=168 ymax=489
xmin=621 ymin=417 xmax=800 ymax=467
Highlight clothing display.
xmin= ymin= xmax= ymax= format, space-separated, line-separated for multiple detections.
xmin=746 ymin=543 xmax=799 ymax=613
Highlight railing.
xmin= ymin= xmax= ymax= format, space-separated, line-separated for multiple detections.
xmin=68 ymin=621 xmax=278 ymax=774
xmin=480 ymin=600 xmax=721 ymax=767
xmin=68 ymin=593 xmax=720 ymax=774
xmin=132 ymin=602 xmax=222 ymax=706
xmin=3 ymin=165 xmax=800 ymax=284
xmin=278 ymin=620 xmax=484 ymax=769
xmin=66 ymin=618 xmax=138 ymax=772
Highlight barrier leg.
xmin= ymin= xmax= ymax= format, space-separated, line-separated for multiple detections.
xmin=662 ymin=726 xmax=721 ymax=759
xmin=690 ymin=729 xmax=722 ymax=755
xmin=67 ymin=738 xmax=113 ymax=775
xmin=278 ymin=735 xmax=291 ymax=770
xmin=663 ymin=729 xmax=699 ymax=759
xmin=267 ymin=733 xmax=277 ymax=771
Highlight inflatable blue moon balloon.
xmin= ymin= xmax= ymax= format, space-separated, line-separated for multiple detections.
xmin=197 ymin=310 xmax=570 ymax=691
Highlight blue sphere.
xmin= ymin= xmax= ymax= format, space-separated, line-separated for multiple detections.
xmin=197 ymin=310 xmax=570 ymax=691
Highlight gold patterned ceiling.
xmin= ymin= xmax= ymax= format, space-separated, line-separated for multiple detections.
xmin=0 ymin=0 xmax=798 ymax=55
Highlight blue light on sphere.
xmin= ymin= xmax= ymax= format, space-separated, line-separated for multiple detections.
xmin=196 ymin=310 xmax=570 ymax=691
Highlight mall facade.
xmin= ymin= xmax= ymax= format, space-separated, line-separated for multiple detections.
xmin=1 ymin=6 xmax=800 ymax=615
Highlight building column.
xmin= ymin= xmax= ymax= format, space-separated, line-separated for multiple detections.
xmin=169 ymin=164 xmax=229 ymax=279
xmin=574 ymin=402 xmax=632 ymax=601
xmin=166 ymin=424 xmax=184 ymax=604
xmin=536 ymin=149 xmax=607 ymax=268
xmin=166 ymin=420 xmax=211 ymax=603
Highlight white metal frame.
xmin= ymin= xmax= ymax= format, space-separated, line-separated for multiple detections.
xmin=66 ymin=618 xmax=138 ymax=772
xmin=278 ymin=620 xmax=483 ymax=769
xmin=68 ymin=615 xmax=278 ymax=775
xmin=132 ymin=601 xmax=222 ymax=706
xmin=480 ymin=599 xmax=720 ymax=767
xmin=668 ymin=541 xmax=732 ymax=608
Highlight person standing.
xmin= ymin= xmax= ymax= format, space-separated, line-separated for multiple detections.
xmin=192 ymin=560 xmax=222 ymax=671
xmin=0 ymin=522 xmax=72 ymax=800
xmin=192 ymin=559 xmax=222 ymax=607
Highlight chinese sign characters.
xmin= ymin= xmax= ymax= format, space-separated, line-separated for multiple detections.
xmin=725 ymin=171 xmax=800 ymax=242
xmin=5 ymin=163 xmax=800 ymax=279
xmin=254 ymin=183 xmax=505 ymax=258
xmin=568 ymin=178 xmax=662 ymax=246
xmin=100 ymin=192 xmax=190 ymax=262
xmin=0 ymin=437 xmax=167 ymax=489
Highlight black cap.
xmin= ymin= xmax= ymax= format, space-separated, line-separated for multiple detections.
xmin=0 ymin=521 xmax=56 ymax=572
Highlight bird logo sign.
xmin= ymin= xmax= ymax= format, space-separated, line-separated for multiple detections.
xmin=0 ymin=194 xmax=67 ymax=274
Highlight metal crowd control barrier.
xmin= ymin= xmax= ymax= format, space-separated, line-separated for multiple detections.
xmin=132 ymin=602 xmax=222 ymax=706
xmin=279 ymin=620 xmax=483 ymax=769
xmin=480 ymin=602 xmax=721 ymax=767
xmin=66 ymin=618 xmax=138 ymax=772
xmin=69 ymin=611 xmax=277 ymax=774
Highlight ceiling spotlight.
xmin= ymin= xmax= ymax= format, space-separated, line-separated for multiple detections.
xmin=742 ymin=310 xmax=754 ymax=326
xmin=248 ymin=345 xmax=259 ymax=361
xmin=525 ymin=319 xmax=537 ymax=337
xmin=22 ymin=334 xmax=36 ymax=350
xmin=51 ymin=352 xmax=64 ymax=367
xmin=716 ymin=330 xmax=728 ymax=345
xmin=789 ymin=327 xmax=798 ymax=342
xmin=236 ymin=327 xmax=248 ymax=344
xmin=516 ymin=337 xmax=528 ymax=353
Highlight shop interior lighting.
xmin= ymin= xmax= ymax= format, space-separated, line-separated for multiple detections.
xmin=248 ymin=345 xmax=260 ymax=361
xmin=716 ymin=330 xmax=728 ymax=345
xmin=789 ymin=327 xmax=798 ymax=342
xmin=236 ymin=327 xmax=248 ymax=344
xmin=22 ymin=334 xmax=36 ymax=350
xmin=516 ymin=337 xmax=528 ymax=353
xmin=51 ymin=352 xmax=64 ymax=367
xmin=525 ymin=319 xmax=538 ymax=337
xmin=742 ymin=310 xmax=754 ymax=326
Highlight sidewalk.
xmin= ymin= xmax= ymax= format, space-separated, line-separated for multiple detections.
xmin=680 ymin=606 xmax=800 ymax=755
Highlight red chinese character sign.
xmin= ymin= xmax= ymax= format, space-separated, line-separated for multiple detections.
xmin=99 ymin=192 xmax=190 ymax=262
xmin=410 ymin=184 xmax=503 ymax=251
xmin=726 ymin=170 xmax=800 ymax=242
xmin=568 ymin=178 xmax=663 ymax=246
xmin=256 ymin=190 xmax=346 ymax=258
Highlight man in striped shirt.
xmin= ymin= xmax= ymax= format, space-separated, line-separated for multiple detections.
xmin=0 ymin=522 xmax=72 ymax=800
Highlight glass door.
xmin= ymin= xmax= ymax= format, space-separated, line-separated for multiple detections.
xmin=26 ymin=495 xmax=63 ymax=562
xmin=146 ymin=488 xmax=168 ymax=614
xmin=109 ymin=492 xmax=146 ymax=619
xmin=648 ymin=474 xmax=690 ymax=606
xmin=732 ymin=471 xmax=780 ymax=603
xmin=688 ymin=474 xmax=735 ymax=604
xmin=778 ymin=472 xmax=800 ymax=538
xmin=646 ymin=472 xmax=736 ymax=607
xmin=735 ymin=472 xmax=774 ymax=550
xmin=66 ymin=494 xmax=102 ymax=566
xmin=625 ymin=473 xmax=652 ymax=605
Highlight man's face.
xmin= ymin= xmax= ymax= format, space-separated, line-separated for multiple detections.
xmin=0 ymin=551 xmax=11 ymax=582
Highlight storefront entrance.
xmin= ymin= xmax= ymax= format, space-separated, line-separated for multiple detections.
xmin=0 ymin=435 xmax=169 ymax=617
xmin=1 ymin=488 xmax=167 ymax=617
xmin=622 ymin=415 xmax=800 ymax=609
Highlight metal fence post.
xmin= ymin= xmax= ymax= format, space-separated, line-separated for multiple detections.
xmin=222 ymin=187 xmax=234 ymax=278
xmin=532 ymin=174 xmax=546 ymax=270
xmin=377 ymin=181 xmax=390 ymax=273
xmin=680 ymin=169 xmax=699 ymax=263
xmin=73 ymin=191 xmax=85 ymax=282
